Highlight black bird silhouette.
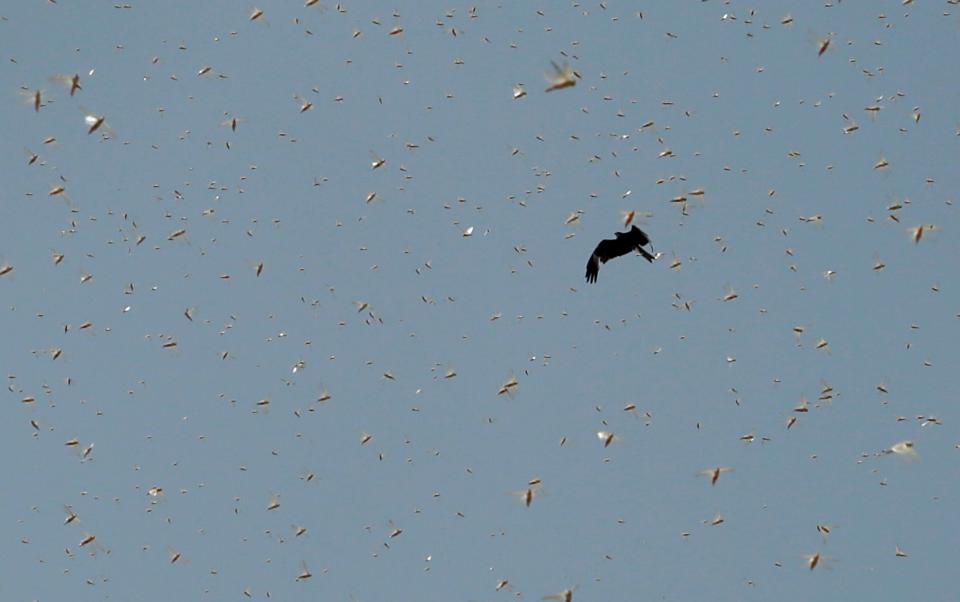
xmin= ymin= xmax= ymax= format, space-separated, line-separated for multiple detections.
xmin=585 ymin=225 xmax=656 ymax=283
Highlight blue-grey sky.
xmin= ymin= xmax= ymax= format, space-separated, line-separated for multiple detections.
xmin=2 ymin=1 xmax=958 ymax=601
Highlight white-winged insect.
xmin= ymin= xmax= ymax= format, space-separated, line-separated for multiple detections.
xmin=885 ymin=440 xmax=918 ymax=460
xmin=81 ymin=106 xmax=111 ymax=136
xmin=597 ymin=431 xmax=620 ymax=448
xmin=147 ymin=486 xmax=166 ymax=503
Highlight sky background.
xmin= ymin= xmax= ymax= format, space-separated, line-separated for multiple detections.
xmin=1 ymin=1 xmax=958 ymax=601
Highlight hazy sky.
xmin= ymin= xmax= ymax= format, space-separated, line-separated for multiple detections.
xmin=2 ymin=2 xmax=958 ymax=601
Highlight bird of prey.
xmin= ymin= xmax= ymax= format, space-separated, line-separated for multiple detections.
xmin=585 ymin=225 xmax=656 ymax=283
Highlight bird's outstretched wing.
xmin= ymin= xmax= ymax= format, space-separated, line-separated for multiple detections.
xmin=585 ymin=252 xmax=601 ymax=283
xmin=585 ymin=238 xmax=627 ymax=283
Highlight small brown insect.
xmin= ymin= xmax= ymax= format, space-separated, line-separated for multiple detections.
xmin=22 ymin=89 xmax=44 ymax=112
xmin=816 ymin=523 xmax=834 ymax=542
xmin=295 ymin=95 xmax=313 ymax=113
xmin=52 ymin=73 xmax=82 ymax=96
xmin=83 ymin=110 xmax=106 ymax=134
xmin=543 ymin=587 xmax=577 ymax=602
xmin=64 ymin=506 xmax=79 ymax=524
xmin=221 ymin=115 xmax=245 ymax=131
xmin=908 ymin=224 xmax=936 ymax=244
xmin=817 ymin=34 xmax=832 ymax=57
xmin=295 ymin=561 xmax=313 ymax=581
xmin=0 ymin=263 xmax=12 ymax=277
xmin=388 ymin=521 xmax=403 ymax=537
xmin=498 ymin=374 xmax=519 ymax=397
xmin=514 ymin=486 xmax=540 ymax=508
xmin=720 ymin=286 xmax=739 ymax=302
xmin=699 ymin=466 xmax=733 ymax=486
xmin=805 ymin=552 xmax=821 ymax=570
xmin=249 ymin=7 xmax=264 ymax=21
xmin=545 ymin=61 xmax=577 ymax=92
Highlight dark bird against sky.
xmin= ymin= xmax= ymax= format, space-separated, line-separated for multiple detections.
xmin=585 ymin=225 xmax=656 ymax=283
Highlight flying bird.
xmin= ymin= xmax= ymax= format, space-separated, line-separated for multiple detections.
xmin=585 ymin=225 xmax=656 ymax=283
